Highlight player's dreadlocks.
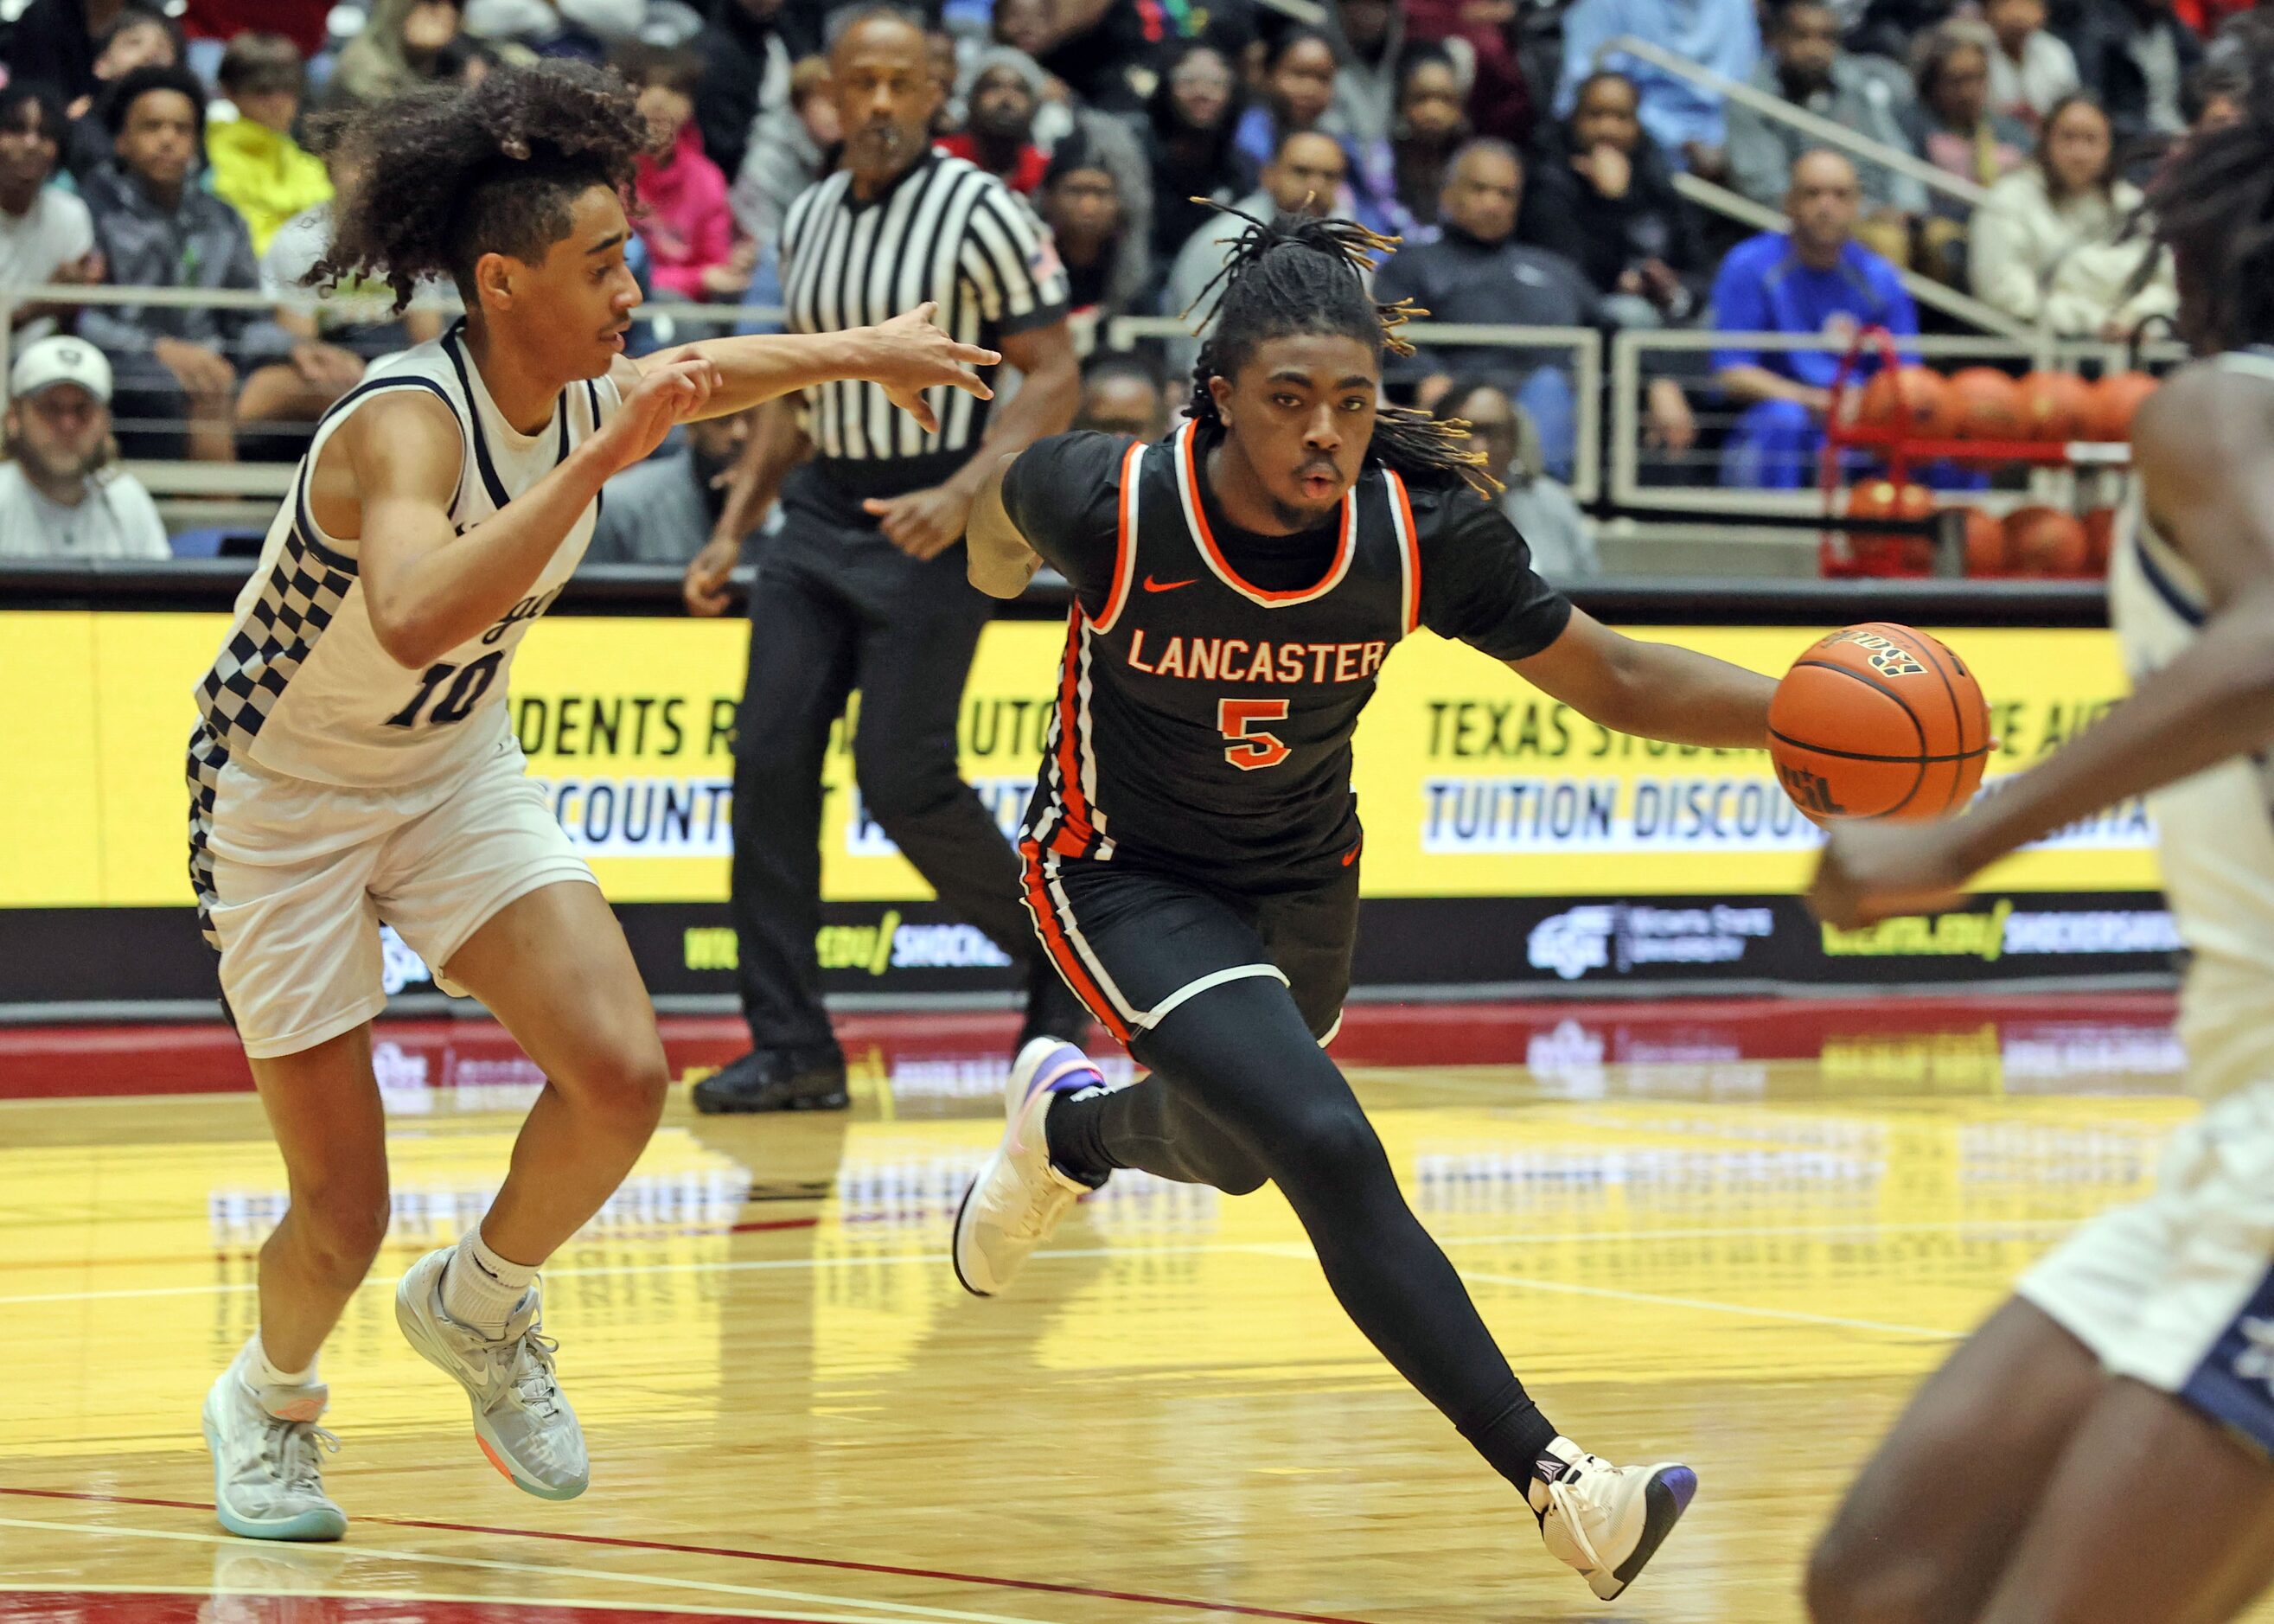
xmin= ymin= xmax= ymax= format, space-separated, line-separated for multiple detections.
xmin=308 ymin=60 xmax=648 ymax=315
xmin=2139 ymin=15 xmax=2274 ymax=353
xmin=1182 ymin=207 xmax=1497 ymax=496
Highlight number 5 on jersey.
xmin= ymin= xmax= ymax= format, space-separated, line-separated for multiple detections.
xmin=1218 ymin=697 xmax=1291 ymax=770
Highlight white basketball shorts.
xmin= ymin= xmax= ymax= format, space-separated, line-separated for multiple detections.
xmin=2018 ymin=1081 xmax=2274 ymax=1454
xmin=192 ymin=736 xmax=595 ymax=1059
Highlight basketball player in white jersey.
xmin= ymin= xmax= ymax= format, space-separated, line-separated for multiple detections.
xmin=1803 ymin=45 xmax=2274 ymax=1622
xmin=188 ymin=61 xmax=996 ymax=1539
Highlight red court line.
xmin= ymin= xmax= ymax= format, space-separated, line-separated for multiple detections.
xmin=0 ymin=1487 xmax=1384 ymax=1624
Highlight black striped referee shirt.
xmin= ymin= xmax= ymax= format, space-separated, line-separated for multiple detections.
xmin=780 ymin=150 xmax=1069 ymax=508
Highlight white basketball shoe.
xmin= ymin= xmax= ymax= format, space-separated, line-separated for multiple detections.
xmin=1529 ymin=1436 xmax=1696 ymax=1600
xmin=394 ymin=1247 xmax=589 ymax=1499
xmin=200 ymin=1363 xmax=347 ymax=1542
xmin=953 ymin=1038 xmax=1107 ymax=1297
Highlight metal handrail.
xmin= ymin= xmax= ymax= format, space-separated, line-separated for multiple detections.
xmin=1601 ymin=33 xmax=1990 ymax=209
xmin=1670 ymin=174 xmax=2034 ymax=342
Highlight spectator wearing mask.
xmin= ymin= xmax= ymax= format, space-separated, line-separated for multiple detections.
xmin=1143 ymin=41 xmax=1255 ymax=279
xmin=80 ymin=65 xmax=299 ymax=462
xmin=1391 ymin=43 xmax=1470 ymax=229
xmin=205 ymin=33 xmax=333 ymax=257
xmin=328 ymin=0 xmax=463 ymax=109
xmin=1970 ymin=92 xmax=2176 ymax=335
xmin=0 ymin=336 xmax=168 ymax=560
xmin=2058 ymin=0 xmax=2200 ymax=150
xmin=1074 ymin=354 xmax=1169 ymax=439
xmin=1713 ymin=149 xmax=1919 ymax=489
xmin=1905 ymin=20 xmax=2030 ymax=281
xmin=731 ymin=54 xmax=840 ymax=246
xmin=696 ymin=0 xmax=816 ymax=185
xmin=586 ymin=406 xmax=759 ymax=566
xmin=1162 ymin=128 xmax=1346 ymax=381
xmin=61 ymin=5 xmax=178 ymax=180
xmin=621 ymin=42 xmax=753 ymax=305
xmin=1554 ymin=0 xmax=1760 ymax=176
xmin=1520 ymin=69 xmax=1706 ymax=327
xmin=1434 ymin=378 xmax=1597 ymax=579
xmin=1370 ymin=138 xmax=1601 ymax=472
xmin=938 ymin=48 xmax=1050 ymax=194
xmin=0 ymin=85 xmax=101 ymax=340
xmin=1984 ymin=0 xmax=2081 ymax=129
xmin=1728 ymin=0 xmax=1927 ymax=261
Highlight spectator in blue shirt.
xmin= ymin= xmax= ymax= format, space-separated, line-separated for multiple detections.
xmin=1555 ymin=0 xmax=1760 ymax=176
xmin=1712 ymin=149 xmax=1918 ymax=487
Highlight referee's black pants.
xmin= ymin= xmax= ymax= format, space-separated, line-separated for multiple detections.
xmin=728 ymin=504 xmax=1033 ymax=1058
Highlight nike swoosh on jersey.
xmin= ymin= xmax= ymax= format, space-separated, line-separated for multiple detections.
xmin=1143 ymin=576 xmax=1198 ymax=592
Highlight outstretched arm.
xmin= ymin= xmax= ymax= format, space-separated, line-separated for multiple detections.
xmin=628 ymin=301 xmax=998 ymax=424
xmin=348 ymin=358 xmax=721 ymax=668
xmin=1810 ymin=369 xmax=2274 ymax=927
xmin=1511 ymin=607 xmax=1777 ymax=747
xmin=966 ymin=452 xmax=1044 ymax=598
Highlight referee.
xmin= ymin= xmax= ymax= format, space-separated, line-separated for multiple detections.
xmin=683 ymin=3 xmax=1083 ymax=1113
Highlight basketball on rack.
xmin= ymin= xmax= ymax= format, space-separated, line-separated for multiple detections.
xmin=2016 ymin=371 xmax=2095 ymax=441
xmin=1769 ymin=624 xmax=1992 ymax=822
xmin=1953 ymin=507 xmax=2007 ymax=575
xmin=2082 ymin=507 xmax=2118 ymax=573
xmin=2087 ymin=371 xmax=2160 ymax=444
xmin=1949 ymin=368 xmax=2023 ymax=438
xmin=1856 ymin=366 xmax=1957 ymax=438
xmin=2005 ymin=506 xmax=2091 ymax=575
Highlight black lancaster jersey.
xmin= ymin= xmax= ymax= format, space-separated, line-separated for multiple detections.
xmin=1002 ymin=419 xmax=1574 ymax=878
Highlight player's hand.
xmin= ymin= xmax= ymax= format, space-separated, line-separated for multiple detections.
xmin=597 ymin=357 xmax=723 ymax=476
xmin=863 ymin=302 xmax=998 ymax=434
xmin=862 ymin=482 xmax=974 ymax=559
xmin=1806 ymin=820 xmax=1974 ymax=930
xmin=683 ymin=532 xmax=740 ymax=617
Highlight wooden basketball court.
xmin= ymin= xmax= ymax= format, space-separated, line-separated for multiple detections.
xmin=0 ymin=997 xmax=2256 ymax=1624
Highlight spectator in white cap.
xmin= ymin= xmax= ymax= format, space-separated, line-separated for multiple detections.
xmin=0 ymin=335 xmax=169 ymax=559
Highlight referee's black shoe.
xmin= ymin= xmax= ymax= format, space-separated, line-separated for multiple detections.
xmin=692 ymin=1048 xmax=850 ymax=1114
xmin=1017 ymin=957 xmax=1093 ymax=1056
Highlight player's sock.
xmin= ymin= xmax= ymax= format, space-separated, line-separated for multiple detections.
xmin=1042 ymin=1084 xmax=1115 ymax=1185
xmin=240 ymin=1334 xmax=316 ymax=1392
xmin=1458 ymin=1380 xmax=1562 ymax=1497
xmin=439 ymin=1227 xmax=538 ymax=1339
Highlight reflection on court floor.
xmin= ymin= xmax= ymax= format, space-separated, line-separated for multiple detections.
xmin=3 ymin=995 xmax=2258 ymax=1624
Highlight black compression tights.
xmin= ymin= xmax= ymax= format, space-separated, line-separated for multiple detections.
xmin=1046 ymin=975 xmax=1559 ymax=1492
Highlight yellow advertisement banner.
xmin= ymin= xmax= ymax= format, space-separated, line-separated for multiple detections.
xmin=0 ymin=611 xmax=2156 ymax=911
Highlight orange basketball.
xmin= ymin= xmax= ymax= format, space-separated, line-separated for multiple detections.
xmin=2005 ymin=505 xmax=2090 ymax=575
xmin=2087 ymin=371 xmax=2159 ymax=443
xmin=2016 ymin=371 xmax=2095 ymax=442
xmin=1949 ymin=367 xmax=2023 ymax=438
xmin=1955 ymin=507 xmax=2007 ymax=575
xmin=1857 ymin=366 xmax=1956 ymax=438
xmin=1770 ymin=623 xmax=1991 ymax=822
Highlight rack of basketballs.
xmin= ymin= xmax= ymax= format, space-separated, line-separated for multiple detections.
xmin=1815 ymin=325 xmax=2162 ymax=579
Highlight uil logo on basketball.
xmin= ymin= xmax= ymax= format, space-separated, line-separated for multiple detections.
xmin=1777 ymin=761 xmax=1848 ymax=817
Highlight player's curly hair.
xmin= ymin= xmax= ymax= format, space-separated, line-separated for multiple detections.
xmin=1182 ymin=206 xmax=1495 ymax=496
xmin=307 ymin=60 xmax=648 ymax=314
xmin=2137 ymin=13 xmax=2274 ymax=352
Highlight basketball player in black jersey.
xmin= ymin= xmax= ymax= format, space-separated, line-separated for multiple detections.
xmin=952 ymin=211 xmax=1781 ymax=1602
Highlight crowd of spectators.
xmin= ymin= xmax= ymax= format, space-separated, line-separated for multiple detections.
xmin=0 ymin=0 xmax=2237 ymax=561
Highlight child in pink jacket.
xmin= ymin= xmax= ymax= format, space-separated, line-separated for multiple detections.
xmin=618 ymin=43 xmax=756 ymax=302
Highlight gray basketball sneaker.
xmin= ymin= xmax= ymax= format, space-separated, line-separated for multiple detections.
xmin=394 ymin=1246 xmax=589 ymax=1499
xmin=200 ymin=1365 xmax=347 ymax=1541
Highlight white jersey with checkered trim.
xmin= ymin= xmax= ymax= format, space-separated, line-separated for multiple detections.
xmin=2106 ymin=346 xmax=2274 ymax=1102
xmin=188 ymin=323 xmax=618 ymax=793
